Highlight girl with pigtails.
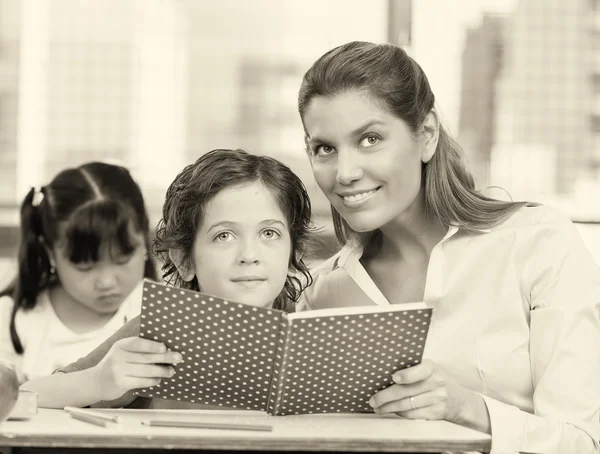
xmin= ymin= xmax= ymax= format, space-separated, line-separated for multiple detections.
xmin=0 ymin=162 xmax=156 ymax=382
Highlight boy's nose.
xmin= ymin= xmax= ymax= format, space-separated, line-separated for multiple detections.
xmin=238 ymin=240 xmax=260 ymax=264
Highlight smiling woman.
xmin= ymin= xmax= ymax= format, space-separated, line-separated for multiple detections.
xmin=296 ymin=41 xmax=600 ymax=454
xmin=304 ymin=91 xmax=436 ymax=235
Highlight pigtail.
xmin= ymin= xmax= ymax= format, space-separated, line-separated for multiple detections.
xmin=8 ymin=187 xmax=54 ymax=353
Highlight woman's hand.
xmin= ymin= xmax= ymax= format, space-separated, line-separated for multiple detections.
xmin=368 ymin=360 xmax=491 ymax=434
xmin=92 ymin=337 xmax=183 ymax=402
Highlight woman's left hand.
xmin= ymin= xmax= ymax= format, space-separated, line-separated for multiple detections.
xmin=368 ymin=359 xmax=491 ymax=434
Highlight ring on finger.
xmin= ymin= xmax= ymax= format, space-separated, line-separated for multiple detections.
xmin=410 ymin=396 xmax=417 ymax=410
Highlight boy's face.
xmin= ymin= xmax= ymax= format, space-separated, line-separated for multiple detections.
xmin=189 ymin=181 xmax=292 ymax=308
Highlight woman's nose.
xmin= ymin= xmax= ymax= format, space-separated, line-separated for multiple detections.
xmin=335 ymin=149 xmax=364 ymax=185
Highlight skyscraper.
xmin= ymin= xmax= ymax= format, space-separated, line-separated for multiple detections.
xmin=0 ymin=0 xmax=21 ymax=206
xmin=387 ymin=0 xmax=412 ymax=51
xmin=492 ymin=0 xmax=594 ymax=196
xmin=458 ymin=14 xmax=506 ymax=189
xmin=590 ymin=1 xmax=600 ymax=171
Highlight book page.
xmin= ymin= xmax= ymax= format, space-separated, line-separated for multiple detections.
xmin=133 ymin=281 xmax=284 ymax=411
xmin=287 ymin=301 xmax=428 ymax=320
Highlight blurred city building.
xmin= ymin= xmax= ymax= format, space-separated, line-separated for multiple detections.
xmin=0 ymin=0 xmax=21 ymax=260
xmin=591 ymin=0 xmax=600 ymax=174
xmin=0 ymin=0 xmax=21 ymax=206
xmin=388 ymin=0 xmax=412 ymax=51
xmin=458 ymin=14 xmax=506 ymax=189
xmin=490 ymin=0 xmax=597 ymax=201
xmin=0 ymin=0 xmax=598 ymax=268
xmin=15 ymin=0 xmax=187 ymax=222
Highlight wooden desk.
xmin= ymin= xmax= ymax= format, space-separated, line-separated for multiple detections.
xmin=0 ymin=408 xmax=491 ymax=453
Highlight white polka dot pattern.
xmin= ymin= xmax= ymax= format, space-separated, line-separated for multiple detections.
xmin=271 ymin=308 xmax=432 ymax=415
xmin=133 ymin=281 xmax=432 ymax=416
xmin=133 ymin=281 xmax=283 ymax=411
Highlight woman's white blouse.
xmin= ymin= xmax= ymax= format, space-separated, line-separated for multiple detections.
xmin=299 ymin=205 xmax=600 ymax=454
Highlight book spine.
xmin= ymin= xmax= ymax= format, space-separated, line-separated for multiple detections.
xmin=266 ymin=317 xmax=292 ymax=416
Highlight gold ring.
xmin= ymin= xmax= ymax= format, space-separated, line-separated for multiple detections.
xmin=410 ymin=396 xmax=417 ymax=410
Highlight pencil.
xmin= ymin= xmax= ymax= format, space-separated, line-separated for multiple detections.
xmin=69 ymin=411 xmax=110 ymax=428
xmin=141 ymin=420 xmax=273 ymax=432
xmin=64 ymin=406 xmax=122 ymax=423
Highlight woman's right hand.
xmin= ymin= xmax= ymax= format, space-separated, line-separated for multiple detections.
xmin=92 ymin=337 xmax=182 ymax=401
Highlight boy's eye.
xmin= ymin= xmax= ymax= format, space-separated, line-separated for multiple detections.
xmin=215 ymin=232 xmax=233 ymax=242
xmin=359 ymin=134 xmax=381 ymax=147
xmin=261 ymin=229 xmax=281 ymax=240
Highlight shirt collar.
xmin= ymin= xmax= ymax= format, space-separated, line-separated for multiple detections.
xmin=334 ymin=223 xmax=490 ymax=272
xmin=332 ymin=224 xmax=478 ymax=307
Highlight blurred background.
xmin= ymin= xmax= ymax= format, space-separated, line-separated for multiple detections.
xmin=0 ymin=0 xmax=598 ymax=285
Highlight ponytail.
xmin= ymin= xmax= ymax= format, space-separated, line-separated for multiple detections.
xmin=423 ymin=127 xmax=530 ymax=234
xmin=1 ymin=187 xmax=55 ymax=354
xmin=299 ymin=41 xmax=531 ymax=248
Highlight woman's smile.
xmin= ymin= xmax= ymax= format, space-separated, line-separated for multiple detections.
xmin=338 ymin=187 xmax=381 ymax=208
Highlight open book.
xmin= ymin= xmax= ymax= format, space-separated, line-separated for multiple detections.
xmin=133 ymin=280 xmax=433 ymax=416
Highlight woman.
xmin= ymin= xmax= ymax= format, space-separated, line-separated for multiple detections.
xmin=297 ymin=41 xmax=600 ymax=454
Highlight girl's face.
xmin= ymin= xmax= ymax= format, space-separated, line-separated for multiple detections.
xmin=52 ymin=230 xmax=147 ymax=314
xmin=190 ymin=180 xmax=292 ymax=308
xmin=303 ymin=90 xmax=430 ymax=233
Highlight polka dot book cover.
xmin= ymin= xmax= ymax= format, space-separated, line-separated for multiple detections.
xmin=133 ymin=280 xmax=433 ymax=416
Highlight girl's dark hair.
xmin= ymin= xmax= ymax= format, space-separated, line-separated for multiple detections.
xmin=1 ymin=162 xmax=157 ymax=353
xmin=298 ymin=41 xmax=530 ymax=246
xmin=154 ymin=148 xmax=317 ymax=312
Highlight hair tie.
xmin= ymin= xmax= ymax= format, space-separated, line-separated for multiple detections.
xmin=31 ymin=187 xmax=45 ymax=207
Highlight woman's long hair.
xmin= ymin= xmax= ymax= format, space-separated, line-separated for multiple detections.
xmin=298 ymin=41 xmax=530 ymax=246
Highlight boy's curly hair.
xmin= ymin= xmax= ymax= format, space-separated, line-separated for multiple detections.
xmin=154 ymin=149 xmax=318 ymax=311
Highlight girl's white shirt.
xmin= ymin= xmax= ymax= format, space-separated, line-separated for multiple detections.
xmin=298 ymin=204 xmax=600 ymax=454
xmin=0 ymin=281 xmax=143 ymax=383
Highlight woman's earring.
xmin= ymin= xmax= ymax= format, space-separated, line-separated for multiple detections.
xmin=143 ymin=250 xmax=149 ymax=261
